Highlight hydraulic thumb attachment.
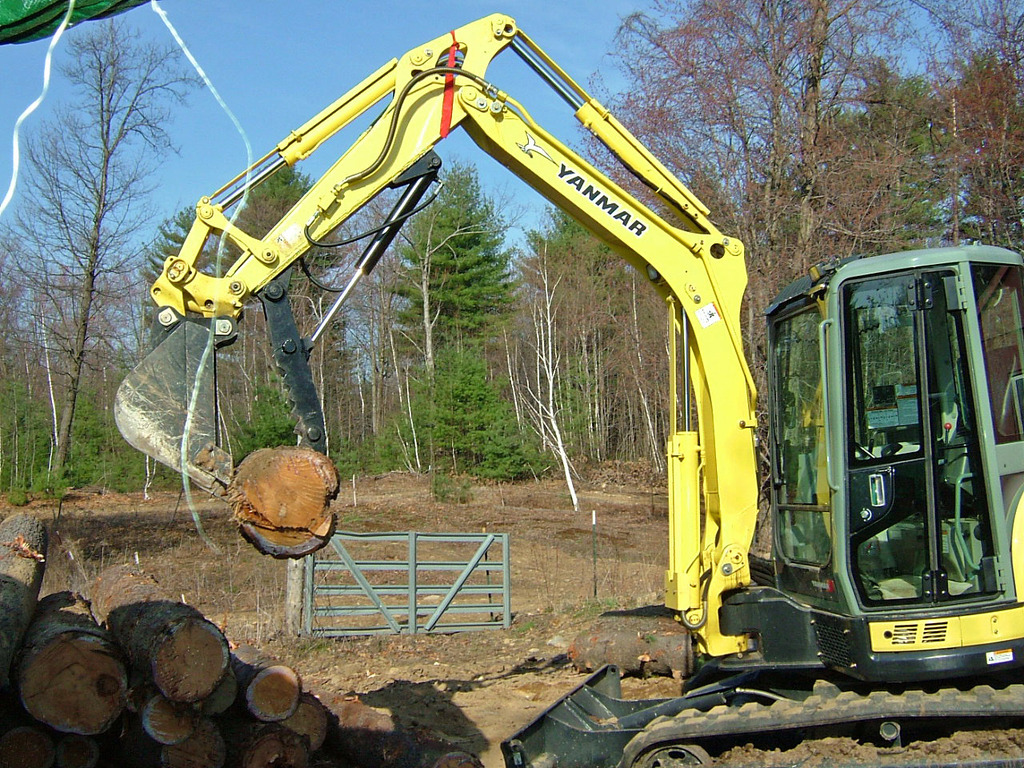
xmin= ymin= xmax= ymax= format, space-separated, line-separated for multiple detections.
xmin=114 ymin=313 xmax=236 ymax=495
xmin=114 ymin=307 xmax=340 ymax=559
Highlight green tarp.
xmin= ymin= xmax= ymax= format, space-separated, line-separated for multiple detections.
xmin=0 ymin=0 xmax=149 ymax=44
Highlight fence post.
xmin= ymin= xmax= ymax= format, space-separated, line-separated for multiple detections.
xmin=408 ymin=532 xmax=418 ymax=634
xmin=284 ymin=558 xmax=304 ymax=635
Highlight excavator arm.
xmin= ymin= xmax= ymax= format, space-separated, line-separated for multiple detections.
xmin=115 ymin=12 xmax=759 ymax=657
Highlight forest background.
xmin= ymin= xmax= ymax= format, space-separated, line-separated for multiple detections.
xmin=0 ymin=0 xmax=1021 ymax=502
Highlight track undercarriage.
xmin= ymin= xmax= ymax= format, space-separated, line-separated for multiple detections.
xmin=502 ymin=664 xmax=1024 ymax=768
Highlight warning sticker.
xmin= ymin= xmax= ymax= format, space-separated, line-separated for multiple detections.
xmin=987 ymin=649 xmax=1014 ymax=665
xmin=276 ymin=223 xmax=304 ymax=252
xmin=695 ymin=303 xmax=722 ymax=328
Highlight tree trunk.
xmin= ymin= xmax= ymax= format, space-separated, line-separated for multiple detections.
xmin=231 ymin=645 xmax=301 ymax=723
xmin=15 ymin=591 xmax=127 ymax=735
xmin=0 ymin=514 xmax=47 ymax=686
xmin=91 ymin=566 xmax=228 ymax=703
xmin=280 ymin=692 xmax=329 ymax=753
xmin=227 ymin=447 xmax=338 ymax=559
xmin=795 ymin=0 xmax=829 ymax=271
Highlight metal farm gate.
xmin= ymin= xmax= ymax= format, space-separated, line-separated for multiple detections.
xmin=303 ymin=531 xmax=511 ymax=636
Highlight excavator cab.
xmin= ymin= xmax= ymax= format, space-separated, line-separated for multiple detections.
xmin=505 ymin=245 xmax=1024 ymax=767
xmin=762 ymin=245 xmax=1024 ymax=681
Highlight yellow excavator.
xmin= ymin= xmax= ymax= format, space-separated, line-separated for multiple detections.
xmin=114 ymin=12 xmax=1024 ymax=767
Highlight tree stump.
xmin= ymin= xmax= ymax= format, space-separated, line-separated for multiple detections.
xmin=91 ymin=566 xmax=228 ymax=703
xmin=0 ymin=514 xmax=47 ymax=687
xmin=15 ymin=591 xmax=127 ymax=735
xmin=227 ymin=447 xmax=338 ymax=558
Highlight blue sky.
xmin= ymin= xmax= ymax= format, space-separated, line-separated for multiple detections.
xmin=1 ymin=1 xmax=640 ymax=244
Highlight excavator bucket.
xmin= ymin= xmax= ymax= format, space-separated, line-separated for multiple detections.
xmin=114 ymin=319 xmax=233 ymax=495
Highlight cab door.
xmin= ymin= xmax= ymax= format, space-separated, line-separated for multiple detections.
xmin=843 ymin=271 xmax=998 ymax=606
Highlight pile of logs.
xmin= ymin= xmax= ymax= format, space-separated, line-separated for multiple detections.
xmin=0 ymin=514 xmax=480 ymax=768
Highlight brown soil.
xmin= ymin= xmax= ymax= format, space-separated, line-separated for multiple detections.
xmin=7 ymin=469 xmax=1020 ymax=766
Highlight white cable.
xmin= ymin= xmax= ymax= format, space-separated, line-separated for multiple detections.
xmin=0 ymin=0 xmax=77 ymax=220
xmin=151 ymin=0 xmax=254 ymax=549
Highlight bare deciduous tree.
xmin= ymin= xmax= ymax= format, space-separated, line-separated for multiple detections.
xmin=4 ymin=20 xmax=195 ymax=480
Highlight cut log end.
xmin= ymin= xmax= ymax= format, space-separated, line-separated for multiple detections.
xmin=141 ymin=693 xmax=197 ymax=746
xmin=0 ymin=725 xmax=56 ymax=768
xmin=19 ymin=634 xmax=126 ymax=735
xmin=54 ymin=734 xmax=100 ymax=768
xmin=152 ymin=617 xmax=229 ymax=703
xmin=227 ymin=447 xmax=338 ymax=559
xmin=237 ymin=725 xmax=308 ymax=768
xmin=162 ymin=718 xmax=225 ymax=768
xmin=245 ymin=665 xmax=301 ymax=722
xmin=281 ymin=692 xmax=329 ymax=752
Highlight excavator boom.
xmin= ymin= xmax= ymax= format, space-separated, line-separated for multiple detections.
xmin=116 ymin=12 xmax=759 ymax=657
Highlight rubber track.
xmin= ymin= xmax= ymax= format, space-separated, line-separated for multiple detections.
xmin=627 ymin=678 xmax=1024 ymax=765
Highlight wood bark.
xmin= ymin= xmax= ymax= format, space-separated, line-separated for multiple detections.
xmin=15 ymin=591 xmax=127 ymax=735
xmin=220 ymin=721 xmax=307 ymax=768
xmin=91 ymin=566 xmax=228 ymax=703
xmin=227 ymin=447 xmax=338 ymax=558
xmin=0 ymin=514 xmax=48 ymax=687
xmin=0 ymin=724 xmax=56 ymax=768
xmin=231 ymin=645 xmax=300 ymax=722
xmin=568 ymin=627 xmax=693 ymax=678
xmin=280 ymin=692 xmax=328 ymax=753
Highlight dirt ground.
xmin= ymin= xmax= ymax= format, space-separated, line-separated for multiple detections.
xmin=9 ymin=468 xmax=1024 ymax=767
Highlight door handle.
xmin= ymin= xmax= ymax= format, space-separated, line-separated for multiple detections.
xmin=869 ymin=473 xmax=887 ymax=507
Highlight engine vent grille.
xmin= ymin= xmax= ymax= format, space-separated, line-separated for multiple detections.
xmin=887 ymin=620 xmax=949 ymax=646
xmin=891 ymin=623 xmax=919 ymax=645
xmin=814 ymin=614 xmax=854 ymax=668
xmin=922 ymin=621 xmax=949 ymax=643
